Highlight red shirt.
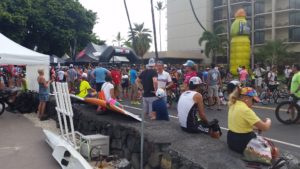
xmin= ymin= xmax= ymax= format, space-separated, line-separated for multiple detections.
xmin=184 ymin=71 xmax=197 ymax=85
xmin=111 ymin=70 xmax=121 ymax=85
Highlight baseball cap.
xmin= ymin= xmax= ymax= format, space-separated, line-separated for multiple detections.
xmin=69 ymin=64 xmax=74 ymax=68
xmin=156 ymin=88 xmax=166 ymax=98
xmin=81 ymin=73 xmax=88 ymax=78
xmin=189 ymin=76 xmax=202 ymax=85
xmin=148 ymin=58 xmax=155 ymax=67
xmin=240 ymin=87 xmax=260 ymax=103
xmin=183 ymin=60 xmax=195 ymax=67
xmin=156 ymin=60 xmax=164 ymax=65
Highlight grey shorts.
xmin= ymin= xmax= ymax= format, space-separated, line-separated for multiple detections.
xmin=142 ymin=97 xmax=157 ymax=114
xmin=208 ymin=85 xmax=219 ymax=97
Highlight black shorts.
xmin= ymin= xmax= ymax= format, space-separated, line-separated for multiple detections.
xmin=96 ymin=82 xmax=104 ymax=92
xmin=227 ymin=130 xmax=256 ymax=154
xmin=121 ymin=81 xmax=129 ymax=88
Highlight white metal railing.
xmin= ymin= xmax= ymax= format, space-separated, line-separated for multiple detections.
xmin=52 ymin=82 xmax=77 ymax=149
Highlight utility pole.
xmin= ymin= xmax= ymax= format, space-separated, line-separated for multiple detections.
xmin=226 ymin=0 xmax=231 ymax=69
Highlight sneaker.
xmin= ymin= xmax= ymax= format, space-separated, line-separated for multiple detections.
xmin=131 ymin=101 xmax=135 ymax=105
xmin=135 ymin=101 xmax=141 ymax=105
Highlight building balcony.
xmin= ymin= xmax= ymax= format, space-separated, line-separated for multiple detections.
xmin=254 ymin=25 xmax=272 ymax=31
xmin=275 ymin=7 xmax=300 ymax=14
xmin=255 ymin=9 xmax=272 ymax=16
xmin=230 ymin=0 xmax=251 ymax=6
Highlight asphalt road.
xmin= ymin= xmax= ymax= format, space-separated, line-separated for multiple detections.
xmin=0 ymin=112 xmax=59 ymax=169
xmin=121 ymin=100 xmax=300 ymax=158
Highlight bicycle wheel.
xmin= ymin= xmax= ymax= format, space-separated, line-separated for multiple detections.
xmin=275 ymin=101 xmax=300 ymax=124
xmin=203 ymin=91 xmax=217 ymax=106
xmin=0 ymin=101 xmax=5 ymax=116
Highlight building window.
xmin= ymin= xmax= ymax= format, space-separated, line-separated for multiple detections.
xmin=214 ymin=10 xmax=224 ymax=20
xmin=254 ymin=16 xmax=265 ymax=29
xmin=289 ymin=28 xmax=300 ymax=42
xmin=244 ymin=5 xmax=252 ymax=16
xmin=254 ymin=31 xmax=265 ymax=44
xmin=255 ymin=1 xmax=265 ymax=14
xmin=289 ymin=11 xmax=300 ymax=25
xmin=290 ymin=0 xmax=300 ymax=9
xmin=214 ymin=0 xmax=224 ymax=7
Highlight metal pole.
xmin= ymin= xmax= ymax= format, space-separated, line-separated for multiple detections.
xmin=151 ymin=0 xmax=159 ymax=59
xmin=251 ymin=0 xmax=255 ymax=69
xmin=226 ymin=0 xmax=231 ymax=69
xmin=140 ymin=107 xmax=144 ymax=169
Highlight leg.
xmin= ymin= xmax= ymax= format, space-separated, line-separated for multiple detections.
xmin=208 ymin=86 xmax=213 ymax=109
xmin=40 ymin=102 xmax=46 ymax=118
xmin=214 ymin=86 xmax=221 ymax=110
xmin=142 ymin=97 xmax=149 ymax=115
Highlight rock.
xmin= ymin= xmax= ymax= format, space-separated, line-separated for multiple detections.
xmin=131 ymin=153 xmax=140 ymax=169
xmin=124 ymin=147 xmax=132 ymax=161
xmin=111 ymin=139 xmax=122 ymax=150
xmin=161 ymin=154 xmax=172 ymax=169
xmin=117 ymin=159 xmax=131 ymax=169
xmin=113 ymin=126 xmax=122 ymax=139
xmin=148 ymin=152 xmax=162 ymax=168
xmin=127 ymin=135 xmax=140 ymax=153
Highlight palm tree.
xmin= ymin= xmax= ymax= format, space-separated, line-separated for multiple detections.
xmin=112 ymin=32 xmax=125 ymax=46
xmin=155 ymin=1 xmax=166 ymax=51
xmin=127 ymin=23 xmax=152 ymax=61
xmin=255 ymin=40 xmax=292 ymax=65
xmin=199 ymin=26 xmax=227 ymax=63
xmin=123 ymin=0 xmax=135 ymax=48
xmin=150 ymin=0 xmax=159 ymax=59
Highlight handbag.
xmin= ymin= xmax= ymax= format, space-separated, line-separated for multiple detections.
xmin=243 ymin=136 xmax=273 ymax=165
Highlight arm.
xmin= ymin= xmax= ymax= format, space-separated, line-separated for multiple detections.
xmin=110 ymin=88 xmax=115 ymax=99
xmin=193 ymin=93 xmax=208 ymax=123
xmin=153 ymin=77 xmax=158 ymax=92
xmin=254 ymin=118 xmax=271 ymax=131
xmin=166 ymin=74 xmax=173 ymax=89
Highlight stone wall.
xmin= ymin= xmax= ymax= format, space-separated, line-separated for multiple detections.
xmin=67 ymin=105 xmax=204 ymax=169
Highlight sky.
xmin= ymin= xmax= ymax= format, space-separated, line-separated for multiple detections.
xmin=78 ymin=0 xmax=167 ymax=51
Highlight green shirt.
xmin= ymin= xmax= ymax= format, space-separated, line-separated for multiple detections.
xmin=291 ymin=72 xmax=300 ymax=98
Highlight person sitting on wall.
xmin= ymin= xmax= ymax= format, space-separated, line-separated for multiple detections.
xmin=150 ymin=88 xmax=170 ymax=121
xmin=76 ymin=73 xmax=97 ymax=98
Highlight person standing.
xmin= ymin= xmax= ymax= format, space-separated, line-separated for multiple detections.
xmin=253 ymin=64 xmax=265 ymax=93
xmin=111 ymin=65 xmax=122 ymax=101
xmin=183 ymin=60 xmax=197 ymax=91
xmin=121 ymin=70 xmax=129 ymax=99
xmin=239 ymin=66 xmax=249 ymax=86
xmin=267 ymin=66 xmax=277 ymax=93
xmin=156 ymin=60 xmax=173 ymax=103
xmin=93 ymin=63 xmax=111 ymax=92
xmin=66 ymin=64 xmax=77 ymax=91
xmin=129 ymin=65 xmax=139 ymax=105
xmin=207 ymin=63 xmax=222 ymax=111
xmin=57 ymin=68 xmax=65 ymax=82
xmin=136 ymin=58 xmax=158 ymax=116
xmin=290 ymin=64 xmax=300 ymax=99
xmin=284 ymin=65 xmax=292 ymax=84
xmin=37 ymin=69 xmax=52 ymax=121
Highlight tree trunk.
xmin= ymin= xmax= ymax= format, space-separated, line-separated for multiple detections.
xmin=151 ymin=0 xmax=159 ymax=60
xmin=123 ymin=0 xmax=135 ymax=51
xmin=159 ymin=10 xmax=162 ymax=51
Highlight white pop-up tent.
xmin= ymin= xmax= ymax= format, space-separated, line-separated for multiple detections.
xmin=0 ymin=33 xmax=50 ymax=91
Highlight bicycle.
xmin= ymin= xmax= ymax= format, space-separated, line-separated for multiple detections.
xmin=260 ymin=82 xmax=288 ymax=105
xmin=275 ymin=95 xmax=300 ymax=124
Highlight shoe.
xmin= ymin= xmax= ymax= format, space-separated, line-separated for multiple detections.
xmin=135 ymin=101 xmax=141 ymax=105
xmin=40 ymin=116 xmax=49 ymax=121
xmin=131 ymin=101 xmax=135 ymax=105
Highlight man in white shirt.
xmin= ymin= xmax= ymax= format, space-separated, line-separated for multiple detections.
xmin=57 ymin=68 xmax=65 ymax=82
xmin=156 ymin=61 xmax=173 ymax=103
xmin=284 ymin=65 xmax=292 ymax=84
xmin=253 ymin=64 xmax=265 ymax=93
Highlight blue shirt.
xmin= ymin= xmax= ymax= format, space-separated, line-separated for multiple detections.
xmin=152 ymin=98 xmax=169 ymax=121
xmin=94 ymin=67 xmax=108 ymax=83
xmin=129 ymin=69 xmax=138 ymax=84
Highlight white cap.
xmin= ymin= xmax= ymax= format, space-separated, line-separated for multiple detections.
xmin=156 ymin=88 xmax=166 ymax=98
xmin=82 ymin=73 xmax=88 ymax=78
xmin=147 ymin=58 xmax=155 ymax=67
xmin=189 ymin=76 xmax=202 ymax=85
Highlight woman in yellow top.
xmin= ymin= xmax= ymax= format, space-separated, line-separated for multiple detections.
xmin=227 ymin=87 xmax=271 ymax=154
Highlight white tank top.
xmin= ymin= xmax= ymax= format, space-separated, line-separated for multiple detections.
xmin=177 ymin=91 xmax=197 ymax=128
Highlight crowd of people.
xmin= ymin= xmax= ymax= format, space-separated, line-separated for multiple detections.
xmin=1 ymin=59 xmax=299 ymax=164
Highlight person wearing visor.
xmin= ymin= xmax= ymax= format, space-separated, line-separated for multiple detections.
xmin=183 ymin=60 xmax=197 ymax=91
xmin=227 ymin=87 xmax=272 ymax=154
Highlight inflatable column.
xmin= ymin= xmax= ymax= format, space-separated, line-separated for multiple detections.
xmin=230 ymin=9 xmax=251 ymax=75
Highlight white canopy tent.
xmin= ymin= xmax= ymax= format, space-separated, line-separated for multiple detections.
xmin=0 ymin=33 xmax=49 ymax=91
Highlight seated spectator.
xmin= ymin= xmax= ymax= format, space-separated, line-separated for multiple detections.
xmin=98 ymin=76 xmax=123 ymax=111
xmin=76 ymin=73 xmax=96 ymax=98
xmin=177 ymin=77 xmax=221 ymax=137
xmin=227 ymin=87 xmax=271 ymax=154
xmin=151 ymin=88 xmax=169 ymax=121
